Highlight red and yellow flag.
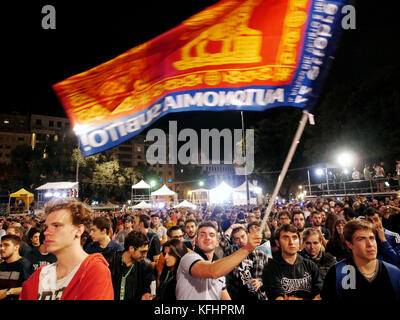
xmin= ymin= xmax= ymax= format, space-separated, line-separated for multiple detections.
xmin=53 ymin=0 xmax=347 ymax=156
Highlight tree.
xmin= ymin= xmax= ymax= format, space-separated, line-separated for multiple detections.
xmin=3 ymin=136 xmax=76 ymax=193
xmin=74 ymin=148 xmax=144 ymax=203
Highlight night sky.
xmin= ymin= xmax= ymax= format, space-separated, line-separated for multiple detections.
xmin=4 ymin=1 xmax=219 ymax=117
xmin=2 ymin=0 xmax=397 ymax=131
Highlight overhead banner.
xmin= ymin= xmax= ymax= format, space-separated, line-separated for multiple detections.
xmin=53 ymin=0 xmax=347 ymax=157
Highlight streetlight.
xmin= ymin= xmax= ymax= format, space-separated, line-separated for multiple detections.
xmin=199 ymin=181 xmax=204 ymax=187
xmin=315 ymin=168 xmax=324 ymax=176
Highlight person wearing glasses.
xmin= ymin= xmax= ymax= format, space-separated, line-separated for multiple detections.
xmin=167 ymin=225 xmax=186 ymax=241
xmin=108 ymin=230 xmax=154 ymax=300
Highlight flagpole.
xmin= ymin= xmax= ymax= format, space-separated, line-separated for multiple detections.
xmin=260 ymin=110 xmax=311 ymax=233
xmin=241 ymin=111 xmax=250 ymax=206
xmin=76 ymin=139 xmax=80 ymax=182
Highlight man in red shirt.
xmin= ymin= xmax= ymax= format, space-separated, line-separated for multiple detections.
xmin=20 ymin=198 xmax=114 ymax=300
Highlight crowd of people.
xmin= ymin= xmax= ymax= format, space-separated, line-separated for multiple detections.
xmin=1 ymin=193 xmax=400 ymax=300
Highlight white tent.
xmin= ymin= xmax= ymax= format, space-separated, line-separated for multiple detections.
xmin=151 ymin=184 xmax=176 ymax=196
xmin=131 ymin=180 xmax=151 ymax=203
xmin=131 ymin=180 xmax=151 ymax=189
xmin=174 ymin=200 xmax=196 ymax=209
xmin=132 ymin=201 xmax=152 ymax=209
xmin=36 ymin=181 xmax=79 ymax=204
xmin=209 ymin=181 xmax=234 ymax=204
xmin=36 ymin=181 xmax=78 ymax=190
xmin=234 ymin=181 xmax=260 ymax=193
xmin=189 ymin=188 xmax=210 ymax=205
xmin=232 ymin=181 xmax=262 ymax=205
xmin=151 ymin=184 xmax=178 ymax=207
xmin=209 ymin=181 xmax=233 ymax=193
xmin=190 ymin=188 xmax=209 ymax=193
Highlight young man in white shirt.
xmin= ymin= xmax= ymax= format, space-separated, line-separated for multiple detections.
xmin=176 ymin=221 xmax=262 ymax=300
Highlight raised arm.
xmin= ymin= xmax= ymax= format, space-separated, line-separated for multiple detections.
xmin=191 ymin=228 xmax=262 ymax=279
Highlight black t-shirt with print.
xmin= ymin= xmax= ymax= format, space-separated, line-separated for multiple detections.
xmin=0 ymin=257 xmax=33 ymax=300
xmin=25 ymin=246 xmax=57 ymax=271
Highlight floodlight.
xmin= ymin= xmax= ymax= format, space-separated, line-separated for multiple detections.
xmin=337 ymin=152 xmax=355 ymax=168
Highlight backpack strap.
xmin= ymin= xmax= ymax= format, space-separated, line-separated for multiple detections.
xmin=382 ymin=261 xmax=400 ymax=300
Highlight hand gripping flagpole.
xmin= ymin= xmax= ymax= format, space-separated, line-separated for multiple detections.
xmin=259 ymin=110 xmax=313 ymax=234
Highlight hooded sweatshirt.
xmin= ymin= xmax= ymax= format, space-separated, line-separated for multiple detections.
xmin=19 ymin=253 xmax=114 ymax=300
xmin=262 ymin=253 xmax=323 ymax=300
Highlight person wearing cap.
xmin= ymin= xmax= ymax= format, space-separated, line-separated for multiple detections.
xmin=151 ymin=213 xmax=168 ymax=246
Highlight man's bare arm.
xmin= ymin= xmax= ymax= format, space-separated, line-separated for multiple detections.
xmin=191 ymin=229 xmax=262 ymax=279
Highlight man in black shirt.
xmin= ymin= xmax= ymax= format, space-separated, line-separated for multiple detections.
xmin=0 ymin=235 xmax=33 ymax=300
xmin=85 ymin=216 xmax=123 ymax=264
xmin=183 ymin=218 xmax=198 ymax=250
xmin=321 ymin=220 xmax=400 ymax=300
xmin=6 ymin=225 xmax=32 ymax=259
xmin=25 ymin=230 xmax=57 ymax=271
xmin=135 ymin=214 xmax=160 ymax=267
xmin=262 ymin=224 xmax=323 ymax=300
xmin=108 ymin=230 xmax=154 ymax=300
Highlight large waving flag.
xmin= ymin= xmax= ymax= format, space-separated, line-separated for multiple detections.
xmin=53 ymin=0 xmax=347 ymax=157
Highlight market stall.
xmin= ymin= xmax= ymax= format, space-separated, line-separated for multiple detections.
xmin=9 ymin=188 xmax=34 ymax=213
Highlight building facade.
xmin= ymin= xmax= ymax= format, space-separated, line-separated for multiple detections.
xmin=30 ymin=114 xmax=73 ymax=147
xmin=0 ymin=113 xmax=32 ymax=164
xmin=1 ymin=113 xmax=243 ymax=198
